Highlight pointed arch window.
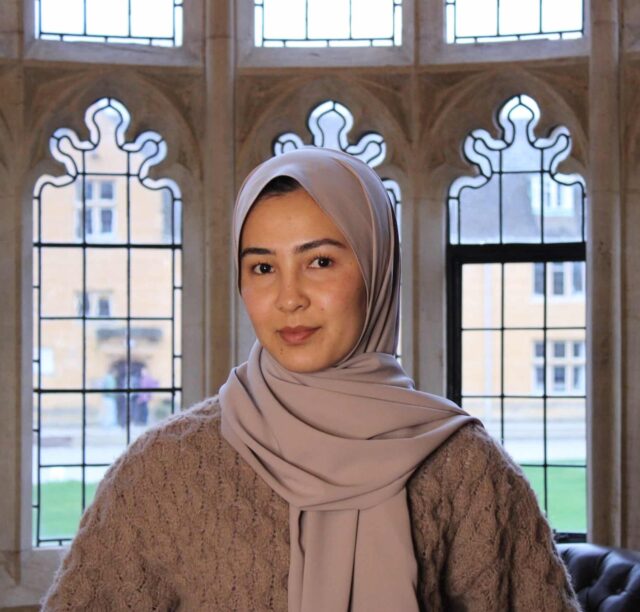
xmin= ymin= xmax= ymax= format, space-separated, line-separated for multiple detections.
xmin=273 ymin=100 xmax=403 ymax=358
xmin=34 ymin=0 xmax=184 ymax=47
xmin=445 ymin=0 xmax=584 ymax=44
xmin=32 ymin=98 xmax=182 ymax=546
xmin=447 ymin=94 xmax=587 ymax=541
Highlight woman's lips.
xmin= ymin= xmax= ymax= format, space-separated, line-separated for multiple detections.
xmin=278 ymin=326 xmax=319 ymax=345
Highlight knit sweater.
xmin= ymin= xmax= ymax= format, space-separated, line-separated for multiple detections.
xmin=42 ymin=396 xmax=580 ymax=611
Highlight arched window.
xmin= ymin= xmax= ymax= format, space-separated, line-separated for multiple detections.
xmin=35 ymin=0 xmax=184 ymax=46
xmin=32 ymin=98 xmax=182 ymax=546
xmin=254 ymin=0 xmax=403 ymax=47
xmin=445 ymin=0 xmax=584 ymax=44
xmin=447 ymin=94 xmax=587 ymax=540
xmin=273 ymin=99 xmax=403 ymax=358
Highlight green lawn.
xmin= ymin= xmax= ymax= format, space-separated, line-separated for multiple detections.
xmin=34 ymin=466 xmax=586 ymax=541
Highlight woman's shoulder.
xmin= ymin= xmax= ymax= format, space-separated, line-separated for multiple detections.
xmin=102 ymin=395 xmax=224 ymax=484
xmin=408 ymin=421 xmax=530 ymax=504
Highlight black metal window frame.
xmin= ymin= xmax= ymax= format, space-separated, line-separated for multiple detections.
xmin=32 ymin=97 xmax=183 ymax=546
xmin=445 ymin=0 xmax=584 ymax=44
xmin=447 ymin=241 xmax=586 ymax=543
xmin=254 ymin=0 xmax=403 ymax=48
xmin=34 ymin=0 xmax=184 ymax=47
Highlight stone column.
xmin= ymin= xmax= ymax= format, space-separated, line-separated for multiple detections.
xmin=588 ymin=0 xmax=623 ymax=546
xmin=204 ymin=0 xmax=235 ymax=393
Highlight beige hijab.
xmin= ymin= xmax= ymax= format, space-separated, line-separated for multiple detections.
xmin=220 ymin=148 xmax=476 ymax=611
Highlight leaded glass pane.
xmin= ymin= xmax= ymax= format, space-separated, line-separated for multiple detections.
xmin=32 ymin=98 xmax=182 ymax=546
xmin=254 ymin=0 xmax=402 ymax=47
xmin=446 ymin=0 xmax=583 ymax=44
xmin=35 ymin=0 xmax=184 ymax=47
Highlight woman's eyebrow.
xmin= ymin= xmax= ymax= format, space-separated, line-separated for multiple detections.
xmin=294 ymin=238 xmax=347 ymax=254
xmin=240 ymin=238 xmax=346 ymax=259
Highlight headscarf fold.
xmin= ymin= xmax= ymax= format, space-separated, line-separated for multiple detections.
xmin=220 ymin=147 xmax=477 ymax=611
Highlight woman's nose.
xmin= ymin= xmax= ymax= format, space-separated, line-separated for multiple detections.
xmin=276 ymin=274 xmax=310 ymax=313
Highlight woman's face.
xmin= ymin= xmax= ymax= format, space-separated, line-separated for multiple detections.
xmin=240 ymin=189 xmax=367 ymax=373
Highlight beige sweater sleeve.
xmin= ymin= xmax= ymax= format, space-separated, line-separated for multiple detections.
xmin=41 ymin=431 xmax=179 ymax=611
xmin=441 ymin=426 xmax=580 ymax=612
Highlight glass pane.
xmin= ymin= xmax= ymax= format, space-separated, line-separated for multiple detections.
xmin=130 ymin=180 xmax=165 ymax=243
xmin=548 ymin=467 xmax=587 ymax=533
xmin=86 ymin=0 xmax=128 ymax=36
xmin=131 ymin=322 xmax=174 ymax=389
xmin=85 ymin=319 xmax=127 ymax=394
xmin=40 ymin=0 xmax=85 ymax=35
xmin=86 ymin=393 xmax=128 ymax=463
xmin=461 ymin=397 xmax=502 ymax=441
xmin=39 ymin=181 xmax=79 ymax=243
xmin=520 ymin=465 xmax=545 ymax=509
xmin=503 ymin=398 xmax=544 ymax=464
xmin=308 ymin=0 xmax=350 ymax=39
xmin=131 ymin=0 xmax=174 ymax=38
xmin=499 ymin=0 xmax=539 ymax=35
xmin=455 ymin=0 xmax=497 ymax=38
xmin=462 ymin=264 xmax=502 ymax=329
xmin=40 ymin=320 xmax=83 ymax=389
xmin=547 ymin=276 xmax=585 ymax=327
xmin=40 ymin=248 xmax=83 ymax=317
xmin=547 ymin=398 xmax=586 ymax=464
xmin=352 ymin=0 xmax=394 ymax=39
xmin=462 ymin=330 xmax=501 ymax=395
xmin=459 ymin=177 xmax=500 ymax=244
xmin=502 ymin=173 xmax=541 ymax=243
xmin=263 ymin=0 xmax=306 ymax=40
xmin=130 ymin=249 xmax=173 ymax=317
xmin=39 ymin=467 xmax=83 ymax=541
xmin=86 ymin=248 xmax=127 ymax=318
xmin=542 ymin=0 xmax=583 ymax=32
xmin=40 ymin=393 xmax=83 ymax=466
xmin=503 ymin=330 xmax=543 ymax=395
xmin=503 ymin=263 xmax=543 ymax=328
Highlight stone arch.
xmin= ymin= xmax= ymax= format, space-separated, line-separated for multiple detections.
xmin=22 ymin=67 xmax=202 ymax=207
xmin=235 ymin=74 xmax=410 ymax=188
xmin=420 ymin=67 xmax=588 ymax=204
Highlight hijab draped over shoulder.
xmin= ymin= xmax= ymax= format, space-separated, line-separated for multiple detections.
xmin=220 ymin=148 xmax=477 ymax=612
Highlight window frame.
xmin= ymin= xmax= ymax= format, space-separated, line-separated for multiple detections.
xmin=22 ymin=0 xmax=204 ymax=66
xmin=237 ymin=0 xmax=415 ymax=68
xmin=420 ymin=0 xmax=590 ymax=64
xmin=446 ymin=241 xmax=587 ymax=542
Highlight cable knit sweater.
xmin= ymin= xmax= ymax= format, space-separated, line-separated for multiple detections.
xmin=42 ymin=396 xmax=580 ymax=611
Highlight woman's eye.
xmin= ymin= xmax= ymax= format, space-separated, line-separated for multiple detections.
xmin=252 ymin=263 xmax=273 ymax=275
xmin=310 ymin=257 xmax=333 ymax=268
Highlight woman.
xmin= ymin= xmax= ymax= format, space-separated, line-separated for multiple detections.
xmin=43 ymin=148 xmax=579 ymax=611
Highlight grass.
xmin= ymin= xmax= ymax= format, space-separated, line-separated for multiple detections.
xmin=33 ymin=466 xmax=587 ymax=541
xmin=33 ymin=481 xmax=99 ymax=542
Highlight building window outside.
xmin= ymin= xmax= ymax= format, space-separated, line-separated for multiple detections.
xmin=32 ymin=97 xmax=182 ymax=546
xmin=75 ymin=179 xmax=116 ymax=240
xmin=533 ymin=261 xmax=585 ymax=297
xmin=447 ymin=94 xmax=587 ymax=540
xmin=533 ymin=340 xmax=586 ymax=395
xmin=445 ymin=0 xmax=584 ymax=44
xmin=34 ymin=0 xmax=184 ymax=47
xmin=254 ymin=0 xmax=403 ymax=47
